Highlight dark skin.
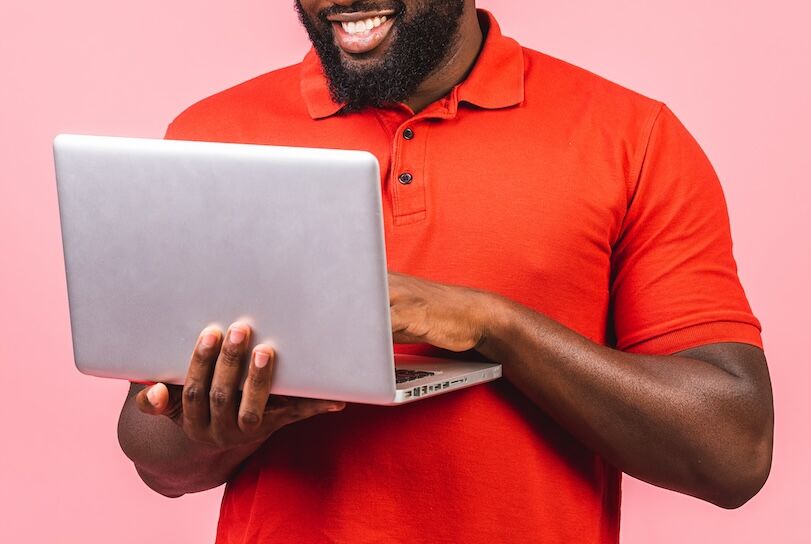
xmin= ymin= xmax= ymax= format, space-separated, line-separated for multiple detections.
xmin=119 ymin=324 xmax=346 ymax=497
xmin=118 ymin=0 xmax=773 ymax=507
xmin=388 ymin=273 xmax=773 ymax=509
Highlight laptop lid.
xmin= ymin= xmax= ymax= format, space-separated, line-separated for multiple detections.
xmin=54 ymin=134 xmax=398 ymax=404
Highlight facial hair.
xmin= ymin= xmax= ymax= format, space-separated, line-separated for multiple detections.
xmin=295 ymin=0 xmax=466 ymax=111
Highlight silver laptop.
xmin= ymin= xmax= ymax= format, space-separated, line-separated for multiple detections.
xmin=53 ymin=134 xmax=501 ymax=405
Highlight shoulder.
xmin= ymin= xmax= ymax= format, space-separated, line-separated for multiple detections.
xmin=165 ymin=63 xmax=309 ymax=142
xmin=517 ymin=46 xmax=671 ymax=198
xmin=520 ymin=46 xmax=664 ymax=137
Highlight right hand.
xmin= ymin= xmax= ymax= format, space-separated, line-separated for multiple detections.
xmin=135 ymin=321 xmax=345 ymax=451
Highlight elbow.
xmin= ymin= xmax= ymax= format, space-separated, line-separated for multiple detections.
xmin=703 ymin=430 xmax=773 ymax=509
xmin=135 ymin=465 xmax=187 ymax=499
xmin=700 ymin=358 xmax=774 ymax=509
xmin=712 ymin=455 xmax=771 ymax=510
xmin=709 ymin=475 xmax=769 ymax=510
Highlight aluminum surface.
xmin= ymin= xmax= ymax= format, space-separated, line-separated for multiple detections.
xmin=54 ymin=134 xmax=397 ymax=404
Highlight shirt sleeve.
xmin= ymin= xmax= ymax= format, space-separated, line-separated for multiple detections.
xmin=610 ymin=104 xmax=762 ymax=355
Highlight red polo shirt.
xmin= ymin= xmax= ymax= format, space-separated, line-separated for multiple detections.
xmin=166 ymin=10 xmax=762 ymax=543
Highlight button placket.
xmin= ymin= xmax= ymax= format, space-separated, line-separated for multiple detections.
xmin=390 ymin=119 xmax=428 ymax=224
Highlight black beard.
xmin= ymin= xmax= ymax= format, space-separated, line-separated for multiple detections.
xmin=295 ymin=0 xmax=465 ymax=111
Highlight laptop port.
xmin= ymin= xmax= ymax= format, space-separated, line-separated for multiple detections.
xmin=442 ymin=382 xmax=450 ymax=389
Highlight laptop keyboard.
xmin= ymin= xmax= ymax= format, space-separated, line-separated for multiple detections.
xmin=395 ymin=369 xmax=436 ymax=384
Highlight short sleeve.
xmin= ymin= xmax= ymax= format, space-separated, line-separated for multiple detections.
xmin=610 ymin=104 xmax=762 ymax=355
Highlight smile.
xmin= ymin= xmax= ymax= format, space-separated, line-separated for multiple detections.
xmin=327 ymin=10 xmax=397 ymax=55
xmin=340 ymin=15 xmax=388 ymax=34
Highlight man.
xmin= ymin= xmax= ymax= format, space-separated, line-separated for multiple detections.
xmin=117 ymin=1 xmax=774 ymax=542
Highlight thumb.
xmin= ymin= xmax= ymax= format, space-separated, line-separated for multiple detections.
xmin=135 ymin=383 xmax=171 ymax=415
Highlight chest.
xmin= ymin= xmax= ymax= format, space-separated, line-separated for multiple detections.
xmin=266 ymin=107 xmax=631 ymax=337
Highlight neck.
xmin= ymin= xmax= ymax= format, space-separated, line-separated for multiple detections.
xmin=404 ymin=7 xmax=483 ymax=113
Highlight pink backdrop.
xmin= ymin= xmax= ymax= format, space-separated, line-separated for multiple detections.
xmin=1 ymin=1 xmax=808 ymax=542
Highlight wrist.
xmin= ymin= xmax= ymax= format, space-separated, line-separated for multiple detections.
xmin=472 ymin=290 xmax=514 ymax=357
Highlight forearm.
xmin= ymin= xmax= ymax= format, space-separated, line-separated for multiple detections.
xmin=117 ymin=386 xmax=261 ymax=497
xmin=478 ymin=295 xmax=772 ymax=508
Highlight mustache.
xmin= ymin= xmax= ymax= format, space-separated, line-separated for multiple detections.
xmin=318 ymin=1 xmax=405 ymax=20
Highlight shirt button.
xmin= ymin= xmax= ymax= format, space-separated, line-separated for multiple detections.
xmin=398 ymin=172 xmax=413 ymax=185
xmin=402 ymin=128 xmax=415 ymax=140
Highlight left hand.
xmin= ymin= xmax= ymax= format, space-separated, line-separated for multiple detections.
xmin=388 ymin=271 xmax=493 ymax=352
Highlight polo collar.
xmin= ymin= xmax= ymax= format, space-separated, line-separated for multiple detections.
xmin=300 ymin=9 xmax=525 ymax=120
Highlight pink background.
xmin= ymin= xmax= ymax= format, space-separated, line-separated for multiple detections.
xmin=1 ymin=1 xmax=808 ymax=541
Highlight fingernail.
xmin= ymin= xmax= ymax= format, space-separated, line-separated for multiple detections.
xmin=200 ymin=329 xmax=218 ymax=348
xmin=328 ymin=403 xmax=345 ymax=412
xmin=229 ymin=325 xmax=246 ymax=344
xmin=146 ymin=386 xmax=160 ymax=406
xmin=254 ymin=351 xmax=270 ymax=369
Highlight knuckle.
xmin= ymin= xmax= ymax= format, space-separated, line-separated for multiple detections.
xmin=246 ymin=371 xmax=268 ymax=389
xmin=209 ymin=387 xmax=231 ymax=408
xmin=239 ymin=410 xmax=261 ymax=430
xmin=219 ymin=345 xmax=244 ymax=367
xmin=183 ymin=384 xmax=204 ymax=405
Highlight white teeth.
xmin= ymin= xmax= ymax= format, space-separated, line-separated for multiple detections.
xmin=340 ymin=15 xmax=390 ymax=34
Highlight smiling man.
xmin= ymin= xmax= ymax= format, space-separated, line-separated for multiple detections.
xmin=297 ymin=0 xmax=474 ymax=112
xmin=117 ymin=1 xmax=774 ymax=542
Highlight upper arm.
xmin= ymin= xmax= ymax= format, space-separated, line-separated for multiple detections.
xmin=610 ymin=105 xmax=762 ymax=355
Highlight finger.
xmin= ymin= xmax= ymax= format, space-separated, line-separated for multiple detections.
xmin=209 ymin=322 xmax=252 ymax=433
xmin=182 ymin=326 xmax=222 ymax=431
xmin=390 ymin=305 xmax=422 ymax=344
xmin=237 ymin=345 xmax=274 ymax=434
xmin=266 ymin=397 xmax=346 ymax=431
xmin=135 ymin=383 xmax=170 ymax=415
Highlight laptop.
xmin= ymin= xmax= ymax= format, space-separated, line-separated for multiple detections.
xmin=53 ymin=134 xmax=502 ymax=405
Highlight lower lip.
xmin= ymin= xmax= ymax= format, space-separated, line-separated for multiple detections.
xmin=331 ymin=18 xmax=396 ymax=55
